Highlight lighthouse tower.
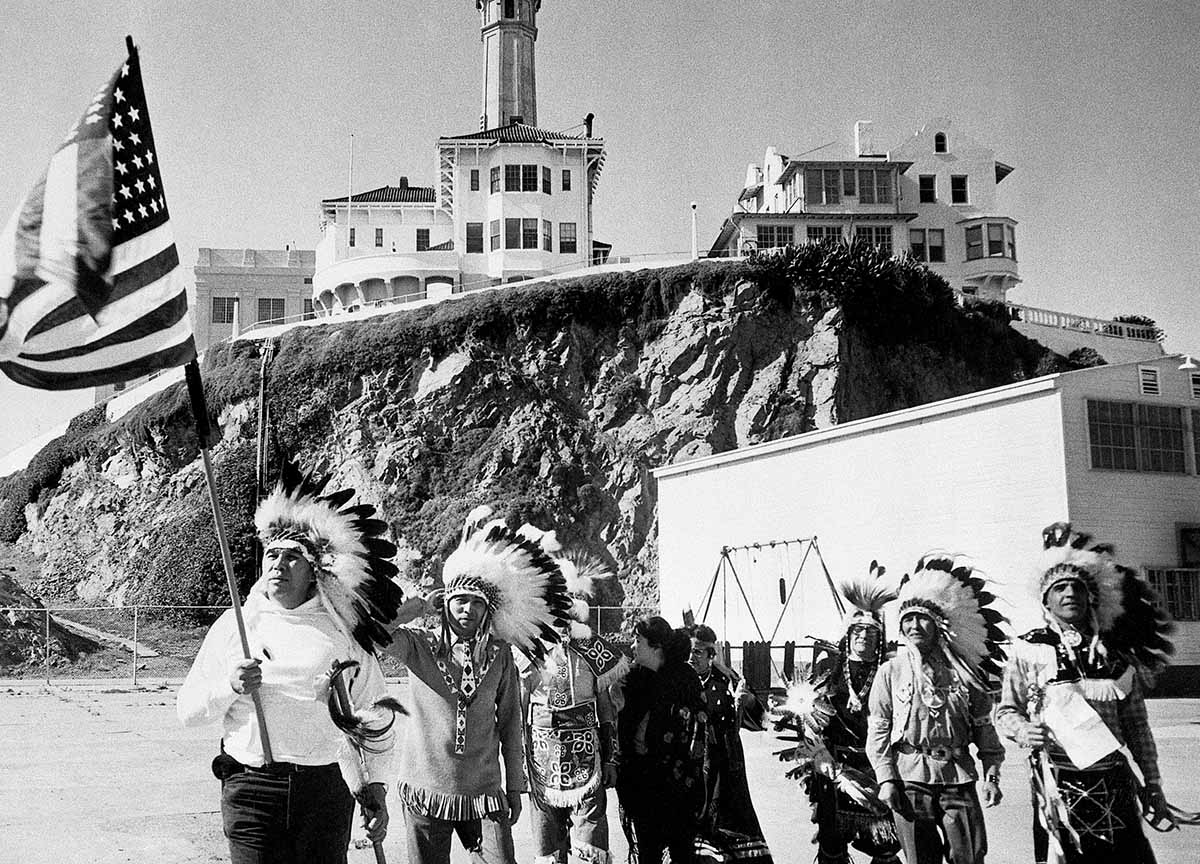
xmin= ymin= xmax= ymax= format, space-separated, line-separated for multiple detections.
xmin=477 ymin=0 xmax=540 ymax=129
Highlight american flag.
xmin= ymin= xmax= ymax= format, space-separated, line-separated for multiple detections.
xmin=0 ymin=41 xmax=195 ymax=390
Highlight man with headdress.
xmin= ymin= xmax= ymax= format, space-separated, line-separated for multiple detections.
xmin=382 ymin=506 xmax=572 ymax=864
xmin=514 ymin=530 xmax=630 ymax=864
xmin=865 ymin=556 xmax=1008 ymax=864
xmin=688 ymin=623 xmax=774 ymax=863
xmin=178 ymin=462 xmax=405 ymax=863
xmin=780 ymin=561 xmax=900 ymax=864
xmin=995 ymin=522 xmax=1179 ymax=864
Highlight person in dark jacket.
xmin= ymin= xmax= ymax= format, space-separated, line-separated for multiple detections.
xmin=689 ymin=624 xmax=773 ymax=863
xmin=617 ymin=616 xmax=706 ymax=864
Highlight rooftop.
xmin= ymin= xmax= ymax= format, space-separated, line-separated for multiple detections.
xmin=438 ymin=121 xmax=599 ymax=145
xmin=321 ymin=183 xmax=436 ymax=205
xmin=195 ymin=248 xmax=316 ymax=268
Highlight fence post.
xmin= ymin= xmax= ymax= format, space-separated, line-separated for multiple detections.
xmin=44 ymin=609 xmax=50 ymax=684
xmin=132 ymin=605 xmax=139 ymax=688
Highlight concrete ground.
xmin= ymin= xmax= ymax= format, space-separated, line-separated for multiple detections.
xmin=0 ymin=683 xmax=1196 ymax=864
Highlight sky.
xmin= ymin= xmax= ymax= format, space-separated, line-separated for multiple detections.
xmin=1 ymin=0 xmax=1198 ymax=455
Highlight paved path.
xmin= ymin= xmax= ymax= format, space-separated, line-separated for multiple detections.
xmin=0 ymin=684 xmax=1196 ymax=864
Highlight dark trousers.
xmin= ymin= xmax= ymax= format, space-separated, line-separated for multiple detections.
xmin=401 ymin=808 xmax=517 ymax=864
xmin=220 ymin=763 xmax=353 ymax=864
xmin=892 ymin=782 xmax=986 ymax=864
xmin=529 ymin=785 xmax=610 ymax=862
xmin=632 ymin=814 xmax=694 ymax=864
xmin=1030 ymin=764 xmax=1156 ymax=864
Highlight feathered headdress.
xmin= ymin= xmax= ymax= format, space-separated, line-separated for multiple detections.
xmin=839 ymin=559 xmax=898 ymax=638
xmin=438 ymin=506 xmax=572 ymax=659
xmin=897 ymin=556 xmax=1008 ymax=689
xmin=255 ymin=460 xmax=403 ymax=654
xmin=1037 ymin=522 xmax=1174 ymax=672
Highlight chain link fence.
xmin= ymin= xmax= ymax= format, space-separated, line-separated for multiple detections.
xmin=0 ymin=604 xmax=664 ymax=685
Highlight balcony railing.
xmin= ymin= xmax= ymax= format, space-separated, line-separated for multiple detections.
xmin=959 ymin=295 xmax=1161 ymax=343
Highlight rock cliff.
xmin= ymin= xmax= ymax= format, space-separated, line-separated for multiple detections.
xmin=1 ymin=250 xmax=1062 ymax=613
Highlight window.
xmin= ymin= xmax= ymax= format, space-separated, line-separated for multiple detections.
xmin=1146 ymin=569 xmax=1200 ymax=620
xmin=910 ymin=229 xmax=926 ymax=260
xmin=951 ymin=175 xmax=968 ymax=204
xmin=855 ymin=225 xmax=892 ymax=256
xmin=804 ymin=169 xmax=840 ymax=205
xmin=470 ymin=169 xmax=480 ymax=192
xmin=375 ymin=227 xmax=384 ymax=248
xmin=1139 ymin=366 xmax=1161 ymax=396
xmin=965 ymin=225 xmax=983 ymax=260
xmin=211 ymin=297 xmax=236 ymax=324
xmin=542 ymin=219 xmax=552 ymax=251
xmin=303 ymin=299 xmax=316 ymax=320
xmin=1192 ymin=373 xmax=1200 ymax=400
xmin=348 ymin=227 xmax=355 ymax=247
xmin=806 ymin=225 xmax=841 ymax=243
xmin=1006 ymin=225 xmax=1017 ymax=260
xmin=505 ymin=164 xmax=521 ymax=191
xmin=490 ymin=219 xmax=501 ymax=251
xmin=856 ymin=170 xmax=892 ymax=205
xmin=987 ymin=223 xmax=1004 ymax=256
xmin=1087 ymin=399 xmax=1186 ymax=473
xmin=466 ymin=222 xmax=484 ymax=253
xmin=919 ymin=175 xmax=936 ymax=203
xmin=303 ymin=277 xmax=312 ymax=284
xmin=756 ymin=224 xmax=794 ymax=248
xmin=961 ymin=286 xmax=978 ymax=296
xmin=505 ymin=218 xmax=521 ymax=249
xmin=842 ymin=169 xmax=856 ymax=197
xmin=490 ymin=166 xmax=501 ymax=193
xmin=934 ymin=132 xmax=947 ymax=153
xmin=1194 ymin=410 xmax=1200 ymax=474
xmin=561 ymin=169 xmax=572 ymax=191
xmin=416 ymin=228 xmax=430 ymax=251
xmin=521 ymin=218 xmax=538 ymax=249
xmin=257 ymin=298 xmax=285 ymax=325
xmin=504 ymin=0 xmax=515 ymax=18
xmin=522 ymin=164 xmax=538 ymax=192
xmin=542 ymin=166 xmax=551 ymax=195
xmin=928 ymin=229 xmax=945 ymax=262
xmin=560 ymin=222 xmax=578 ymax=253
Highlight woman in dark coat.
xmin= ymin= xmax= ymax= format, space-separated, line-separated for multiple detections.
xmin=617 ymin=616 xmax=707 ymax=864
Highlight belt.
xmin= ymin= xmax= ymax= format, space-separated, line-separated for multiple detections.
xmin=895 ymin=742 xmax=964 ymax=761
xmin=244 ymin=761 xmax=337 ymax=776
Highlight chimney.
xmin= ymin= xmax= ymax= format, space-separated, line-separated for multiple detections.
xmin=398 ymin=177 xmax=408 ymax=189
xmin=854 ymin=120 xmax=885 ymax=158
xmin=584 ymin=113 xmax=595 ymax=137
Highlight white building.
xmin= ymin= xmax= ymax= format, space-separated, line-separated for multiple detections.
xmin=653 ymin=354 xmax=1200 ymax=693
xmin=312 ymin=0 xmax=606 ymax=315
xmin=711 ymin=120 xmax=1020 ymax=302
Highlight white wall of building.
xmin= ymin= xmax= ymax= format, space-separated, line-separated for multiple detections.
xmin=654 ymin=380 xmax=1071 ymax=647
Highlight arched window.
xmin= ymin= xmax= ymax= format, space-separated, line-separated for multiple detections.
xmin=934 ymin=132 xmax=947 ymax=153
xmin=503 ymin=0 xmax=515 ymax=19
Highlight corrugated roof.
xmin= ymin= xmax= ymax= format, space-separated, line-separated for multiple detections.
xmin=322 ymin=185 xmax=436 ymax=204
xmin=439 ymin=122 xmax=596 ymax=144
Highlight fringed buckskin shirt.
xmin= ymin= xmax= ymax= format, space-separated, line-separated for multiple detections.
xmin=866 ymin=651 xmax=1004 ymax=786
xmin=385 ymin=628 xmax=525 ymax=820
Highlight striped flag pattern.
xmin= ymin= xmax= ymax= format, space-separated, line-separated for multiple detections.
xmin=0 ymin=43 xmax=195 ymax=390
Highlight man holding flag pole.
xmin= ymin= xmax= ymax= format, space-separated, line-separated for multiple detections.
xmin=0 ymin=37 xmax=407 ymax=862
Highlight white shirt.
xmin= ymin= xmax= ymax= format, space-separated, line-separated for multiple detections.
xmin=176 ymin=593 xmax=395 ymax=786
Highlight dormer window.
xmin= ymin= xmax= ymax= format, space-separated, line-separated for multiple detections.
xmin=934 ymin=132 xmax=947 ymax=153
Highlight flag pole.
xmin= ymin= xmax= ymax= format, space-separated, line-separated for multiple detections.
xmin=185 ymin=359 xmax=275 ymax=763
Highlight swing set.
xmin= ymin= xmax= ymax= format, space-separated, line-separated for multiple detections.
xmin=692 ymin=536 xmax=845 ymax=689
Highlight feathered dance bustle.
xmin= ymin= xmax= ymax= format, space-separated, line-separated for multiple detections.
xmin=1039 ymin=522 xmax=1174 ymax=672
xmin=256 ymin=460 xmax=403 ymax=654
xmin=898 ymin=555 xmax=1008 ymax=688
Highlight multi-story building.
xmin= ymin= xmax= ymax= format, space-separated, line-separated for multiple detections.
xmin=311 ymin=0 xmax=606 ymax=316
xmin=710 ymin=119 xmax=1020 ymax=302
xmin=193 ymin=247 xmax=316 ymax=348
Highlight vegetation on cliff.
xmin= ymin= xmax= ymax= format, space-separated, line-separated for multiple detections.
xmin=2 ymin=246 xmax=1081 ymax=610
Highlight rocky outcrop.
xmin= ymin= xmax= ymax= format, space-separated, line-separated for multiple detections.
xmin=1 ymin=254 xmax=1058 ymax=613
xmin=0 ymin=570 xmax=99 ymax=671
